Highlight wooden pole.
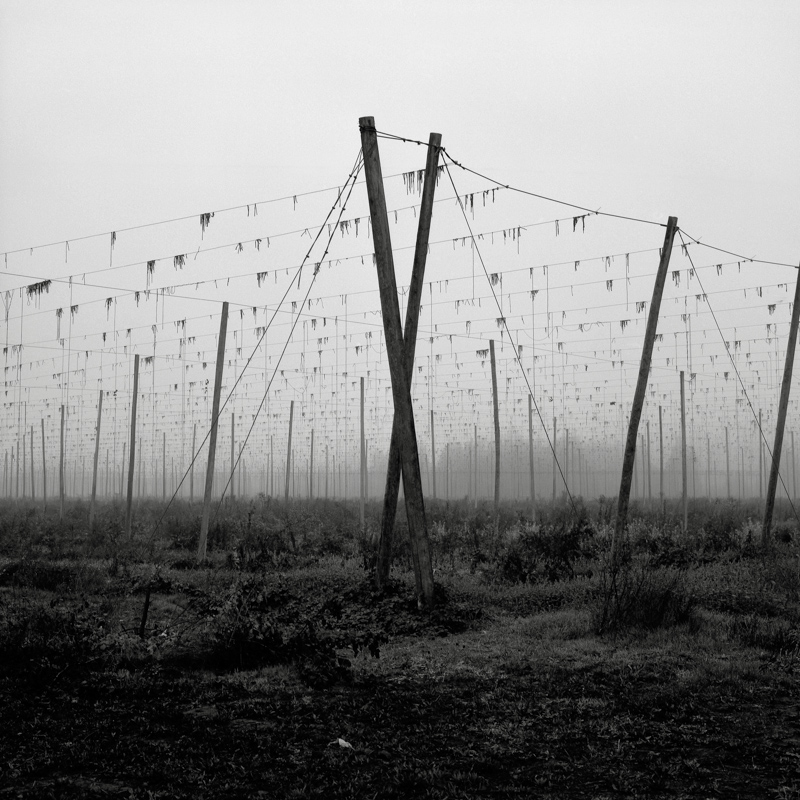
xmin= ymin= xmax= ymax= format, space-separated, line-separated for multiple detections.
xmin=528 ymin=395 xmax=535 ymax=514
xmin=446 ymin=442 xmax=450 ymax=501
xmin=41 ymin=418 xmax=46 ymax=510
xmin=197 ymin=303 xmax=228 ymax=561
xmin=552 ymin=417 xmax=557 ymax=501
xmin=190 ymin=422 xmax=196 ymax=501
xmin=659 ymin=405 xmax=664 ymax=504
xmin=120 ymin=441 xmax=126 ymax=497
xmin=230 ymin=413 xmax=235 ymax=502
xmin=680 ymin=371 xmax=688 ymax=534
xmin=59 ymin=404 xmax=65 ymax=520
xmin=159 ymin=430 xmax=165 ymax=501
xmin=29 ymin=425 xmax=35 ymax=501
xmin=489 ymin=339 xmax=501 ymax=511
xmin=310 ymin=429 xmax=314 ymax=501
xmin=763 ymin=262 xmax=800 ymax=545
xmin=612 ymin=216 xmax=677 ymax=560
xmin=89 ymin=390 xmax=103 ymax=529
xmin=374 ymin=129 xmax=440 ymax=590
xmin=474 ymin=423 xmax=478 ymax=510
xmin=758 ymin=408 xmax=763 ymax=500
xmin=646 ymin=421 xmax=652 ymax=501
xmin=726 ymin=427 xmax=731 ymax=498
xmin=360 ymin=377 xmax=365 ymax=528
xmin=430 ymin=409 xmax=437 ymax=500
xmin=124 ymin=354 xmax=140 ymax=539
xmin=360 ymin=116 xmax=434 ymax=606
xmin=284 ymin=400 xmax=294 ymax=502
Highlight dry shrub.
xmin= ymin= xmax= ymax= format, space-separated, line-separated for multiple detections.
xmin=594 ymin=556 xmax=697 ymax=634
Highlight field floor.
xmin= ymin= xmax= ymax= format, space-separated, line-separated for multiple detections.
xmin=2 ymin=551 xmax=800 ymax=799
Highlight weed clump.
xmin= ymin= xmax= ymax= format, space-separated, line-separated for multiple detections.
xmin=594 ymin=556 xmax=697 ymax=634
xmin=484 ymin=502 xmax=595 ymax=584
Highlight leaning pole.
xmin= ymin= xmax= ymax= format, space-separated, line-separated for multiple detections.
xmin=360 ymin=116 xmax=435 ymax=607
xmin=375 ymin=128 xmax=442 ymax=589
xmin=762 ymin=261 xmax=800 ymax=546
xmin=611 ymin=217 xmax=677 ymax=563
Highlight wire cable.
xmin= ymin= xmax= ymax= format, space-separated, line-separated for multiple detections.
xmin=677 ymin=229 xmax=799 ymax=524
xmin=142 ymin=151 xmax=364 ymax=548
xmin=442 ymin=158 xmax=581 ymax=517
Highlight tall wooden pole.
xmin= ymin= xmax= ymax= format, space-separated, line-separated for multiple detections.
xmin=646 ymin=421 xmax=652 ymax=501
xmin=446 ymin=442 xmax=450 ymax=501
xmin=89 ymin=390 xmax=103 ymax=529
xmin=489 ymin=339 xmax=501 ymax=511
xmin=361 ymin=116 xmax=434 ymax=606
xmin=680 ymin=370 xmax=688 ymax=534
xmin=310 ymin=429 xmax=315 ymax=501
xmin=29 ymin=426 xmax=35 ymax=500
xmin=375 ymin=130 xmax=440 ymax=588
xmin=552 ymin=417 xmax=557 ymax=501
xmin=120 ymin=441 xmax=126 ymax=497
xmin=160 ymin=430 xmax=165 ymax=500
xmin=758 ymin=408 xmax=763 ymax=500
xmin=59 ymin=404 xmax=66 ymax=520
xmin=230 ymin=413 xmax=235 ymax=502
xmin=659 ymin=405 xmax=664 ymax=503
xmin=612 ymin=216 xmax=677 ymax=560
xmin=360 ymin=378 xmax=366 ymax=529
xmin=763 ymin=262 xmax=800 ymax=545
xmin=41 ymin=418 xmax=46 ymax=510
xmin=197 ymin=303 xmax=228 ymax=561
xmin=284 ymin=400 xmax=294 ymax=502
xmin=527 ymin=395 xmax=535 ymax=512
xmin=190 ymin=423 xmax=196 ymax=501
xmin=726 ymin=427 xmax=731 ymax=498
xmin=124 ymin=355 xmax=140 ymax=539
xmin=430 ymin=410 xmax=437 ymax=500
xmin=474 ymin=423 xmax=478 ymax=510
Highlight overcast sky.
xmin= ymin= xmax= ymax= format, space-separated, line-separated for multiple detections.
xmin=1 ymin=1 xmax=798 ymax=498
xmin=2 ymin=1 xmax=797 ymax=257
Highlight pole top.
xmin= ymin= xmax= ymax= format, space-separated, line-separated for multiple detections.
xmin=359 ymin=116 xmax=375 ymax=131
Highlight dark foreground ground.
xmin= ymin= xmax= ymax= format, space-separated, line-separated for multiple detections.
xmin=2 ymin=556 xmax=799 ymax=799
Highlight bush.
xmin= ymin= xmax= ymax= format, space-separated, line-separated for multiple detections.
xmin=727 ymin=613 xmax=799 ymax=654
xmin=0 ymin=558 xmax=107 ymax=594
xmin=0 ymin=597 xmax=144 ymax=678
xmin=594 ymin=556 xmax=697 ymax=634
xmin=488 ymin=501 xmax=595 ymax=584
xmin=203 ymin=575 xmax=384 ymax=685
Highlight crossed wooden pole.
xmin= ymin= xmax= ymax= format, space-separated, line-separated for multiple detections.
xmin=359 ymin=117 xmax=440 ymax=606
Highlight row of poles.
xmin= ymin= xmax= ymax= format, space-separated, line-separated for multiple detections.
xmin=3 ymin=119 xmax=798 ymax=606
xmin=4 ymin=397 xmax=797 ymax=510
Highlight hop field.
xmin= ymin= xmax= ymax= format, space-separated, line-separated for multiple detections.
xmin=1 ymin=495 xmax=799 ymax=799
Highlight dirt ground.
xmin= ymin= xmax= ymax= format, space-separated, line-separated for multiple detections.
xmin=3 ymin=582 xmax=799 ymax=800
